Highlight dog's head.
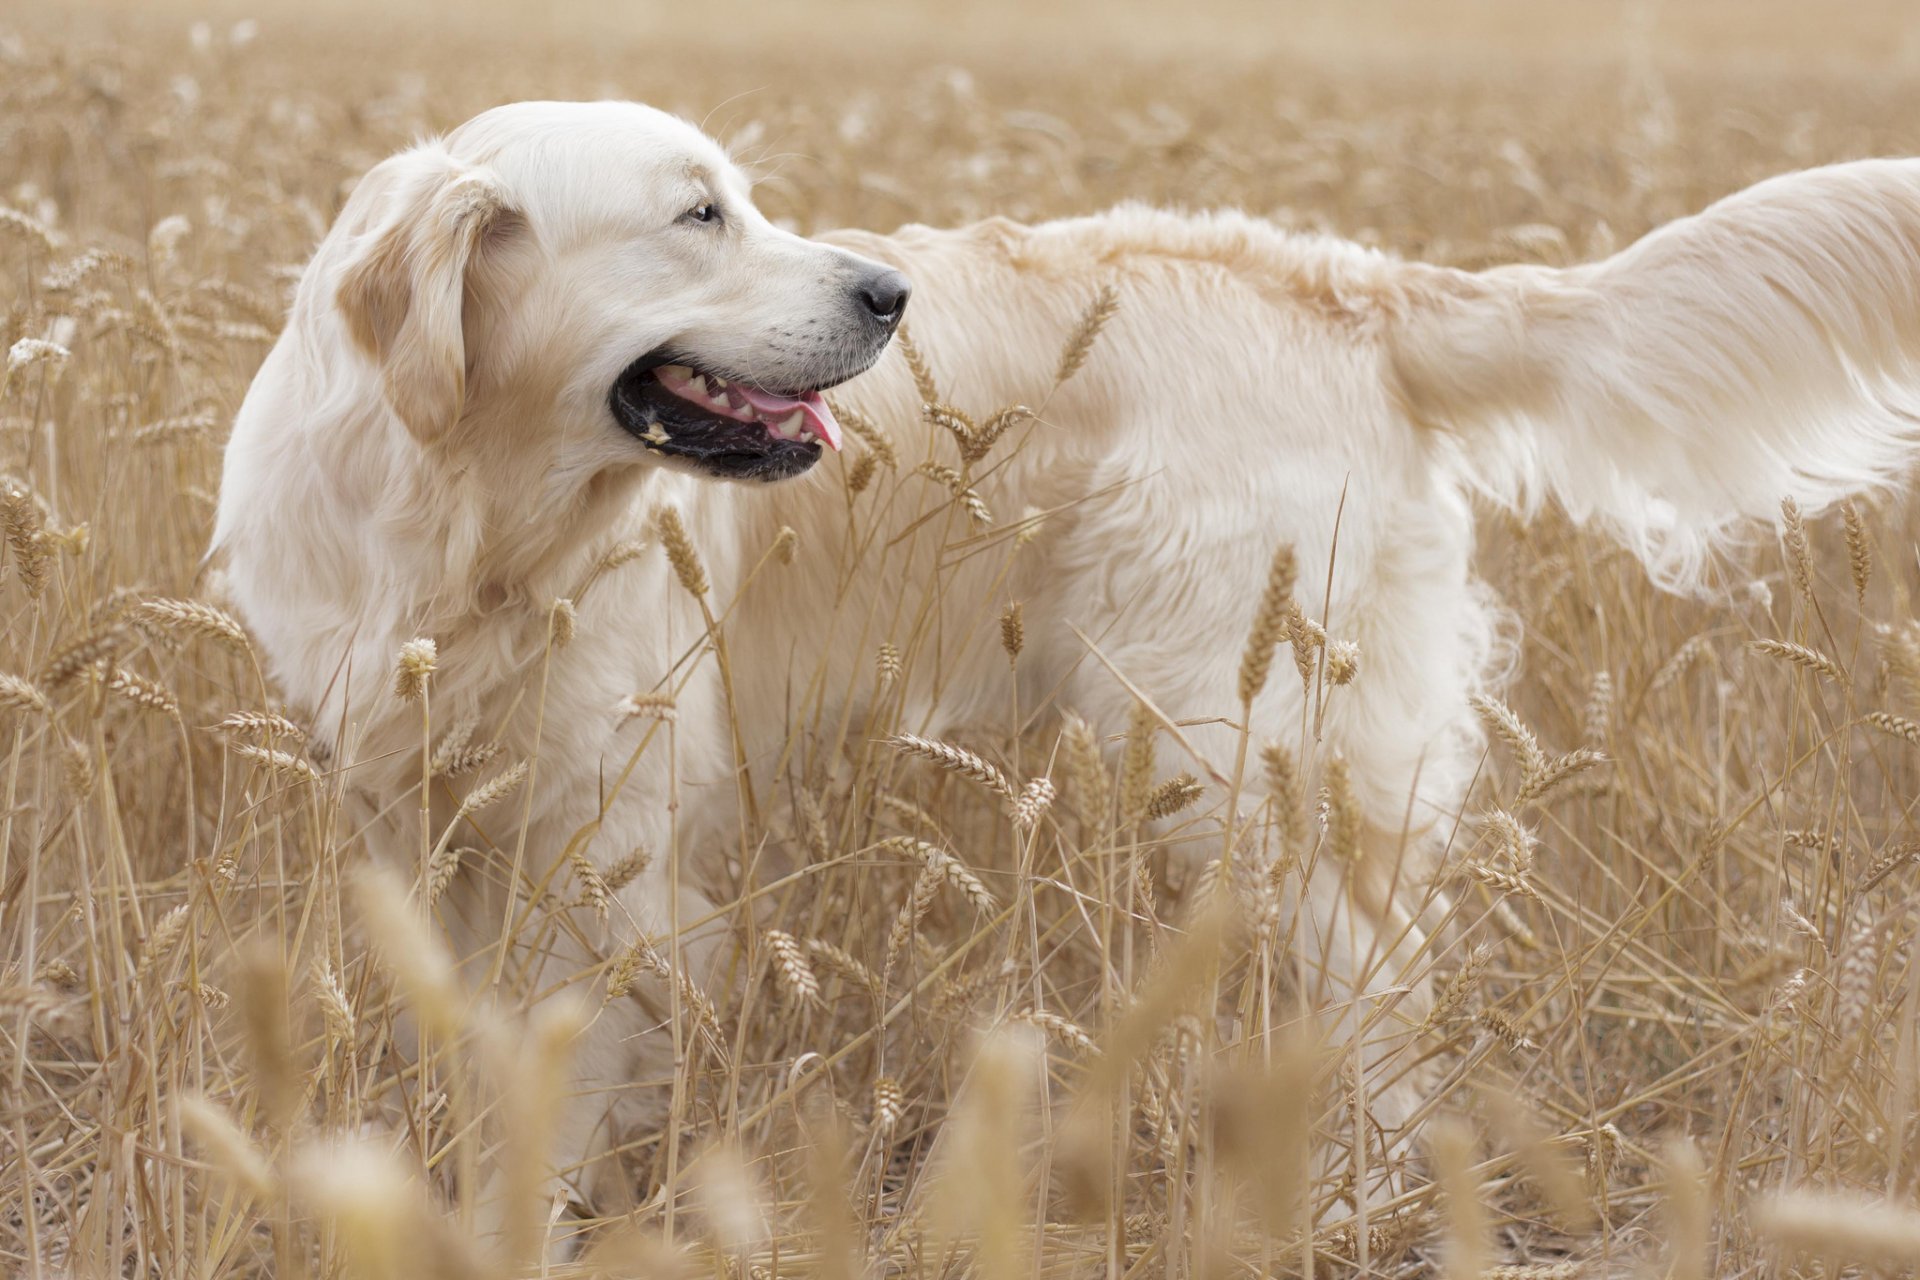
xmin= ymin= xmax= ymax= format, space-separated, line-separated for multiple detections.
xmin=330 ymin=100 xmax=908 ymax=485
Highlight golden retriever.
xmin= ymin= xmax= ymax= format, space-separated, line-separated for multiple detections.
xmin=213 ymin=98 xmax=1920 ymax=1228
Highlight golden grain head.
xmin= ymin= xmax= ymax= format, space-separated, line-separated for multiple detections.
xmin=392 ymin=637 xmax=437 ymax=700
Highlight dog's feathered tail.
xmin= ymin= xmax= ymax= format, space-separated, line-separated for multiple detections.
xmin=1389 ymin=159 xmax=1920 ymax=589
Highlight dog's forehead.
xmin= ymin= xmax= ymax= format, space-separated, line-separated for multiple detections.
xmin=451 ymin=100 xmax=741 ymax=229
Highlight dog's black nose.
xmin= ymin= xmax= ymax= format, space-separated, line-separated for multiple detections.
xmin=857 ymin=269 xmax=912 ymax=327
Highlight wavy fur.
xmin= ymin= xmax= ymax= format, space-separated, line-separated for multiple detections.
xmin=1392 ymin=160 xmax=1920 ymax=587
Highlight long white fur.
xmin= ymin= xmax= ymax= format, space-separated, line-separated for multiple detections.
xmin=1392 ymin=159 xmax=1920 ymax=587
xmin=212 ymin=101 xmax=1920 ymax=1227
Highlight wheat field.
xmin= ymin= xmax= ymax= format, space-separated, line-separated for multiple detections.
xmin=8 ymin=3 xmax=1920 ymax=1277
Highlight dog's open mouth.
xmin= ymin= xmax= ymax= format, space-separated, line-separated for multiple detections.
xmin=611 ymin=356 xmax=843 ymax=482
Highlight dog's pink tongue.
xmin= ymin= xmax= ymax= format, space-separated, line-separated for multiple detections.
xmin=738 ymin=386 xmax=842 ymax=451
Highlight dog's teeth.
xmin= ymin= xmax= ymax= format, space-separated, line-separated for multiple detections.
xmin=799 ymin=427 xmax=816 ymax=444
xmin=689 ymin=374 xmax=707 ymax=395
xmin=709 ymin=374 xmax=730 ymax=390
xmin=775 ymin=411 xmax=803 ymax=438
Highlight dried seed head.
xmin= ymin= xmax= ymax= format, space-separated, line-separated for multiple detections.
xmin=178 ymin=1095 xmax=274 ymax=1198
xmin=1463 ymin=860 xmax=1541 ymax=901
xmin=1011 ymin=775 xmax=1055 ymax=830
xmin=1289 ymin=608 xmax=1325 ymax=686
xmin=1780 ymin=899 xmax=1829 ymax=959
xmin=654 ymin=505 xmax=708 ymax=597
xmin=1843 ymin=499 xmax=1872 ymax=602
xmin=872 ymin=1076 xmax=904 ymax=1132
xmin=602 ymin=848 xmax=651 ymax=893
xmin=1747 ymin=638 xmax=1844 ymax=684
xmin=1324 ymin=639 xmax=1360 ymax=686
xmin=1020 ymin=1009 xmax=1099 ymax=1056
xmin=1476 ymin=1008 xmax=1538 ymax=1052
xmin=806 ymin=937 xmax=879 ymax=997
xmin=549 ymin=598 xmax=576 ymax=648
xmin=846 ymin=450 xmax=878 ymax=494
xmin=1322 ymin=755 xmax=1362 ymax=864
xmin=1472 ymin=694 xmax=1547 ymax=783
xmin=831 ymin=398 xmax=897 ymax=468
xmin=233 ymin=744 xmax=318 ymax=784
xmin=876 ymin=641 xmax=902 ymax=689
xmin=897 ymin=324 xmax=940 ymax=406
xmin=1757 ymin=1189 xmax=1920 ymax=1267
xmin=0 ymin=671 xmax=50 ymax=716
xmin=41 ymin=626 xmax=124 ymax=687
xmin=458 ymin=761 xmax=528 ymax=818
xmin=1770 ymin=967 xmax=1812 ymax=1017
xmin=137 ymin=903 xmax=192 ymax=985
xmin=888 ymin=732 xmax=1013 ymax=800
xmin=1142 ymin=772 xmax=1204 ymax=822
xmin=0 ymin=206 xmax=61 ymax=255
xmin=136 ymin=598 xmax=249 ymax=652
xmin=596 ymin=538 xmax=647 ymax=574
xmin=1119 ymin=701 xmax=1157 ymax=820
xmin=425 ymin=846 xmax=465 ymax=904
xmin=1055 ymin=282 xmax=1120 ymax=384
xmin=1584 ymin=670 xmax=1613 ymax=748
xmin=1834 ymin=900 xmax=1882 ymax=1044
xmin=884 ymin=861 xmax=945 ymax=974
xmin=312 ymin=960 xmax=355 ymax=1044
xmin=1238 ymin=543 xmax=1298 ymax=705
xmin=392 ymin=638 xmax=437 ymax=701
xmin=1482 ymin=808 xmax=1537 ymax=875
xmin=797 ymin=788 xmax=831 ymax=862
xmin=6 ymin=337 xmax=70 ymax=382
xmin=1780 ymin=496 xmax=1814 ymax=606
xmin=1430 ymin=1117 xmax=1488 ymax=1280
xmin=925 ymin=402 xmax=979 ymax=458
xmin=772 ymin=525 xmax=798 ymax=564
xmin=1260 ymin=741 xmax=1306 ymax=855
xmin=764 ymin=929 xmax=820 ymax=1005
xmin=63 ymin=737 xmax=95 ymax=798
xmin=999 ymin=601 xmax=1024 ymax=662
xmin=216 ymin=710 xmax=307 ymax=742
xmin=1424 ymin=944 xmax=1492 ymax=1032
xmin=1648 ymin=635 xmax=1708 ymax=697
xmin=617 ymin=690 xmax=677 ymax=723
xmin=916 ymin=461 xmax=992 ymax=524
xmin=967 ymin=405 xmax=1033 ymax=463
xmin=105 ymin=666 xmax=179 ymax=715
xmin=934 ymin=849 xmax=997 ymax=913
xmin=568 ymin=848 xmax=609 ymax=922
xmin=1866 ymin=710 xmax=1920 ymax=745
xmin=1060 ymin=712 xmax=1110 ymax=832
xmin=1 ymin=479 xmax=50 ymax=598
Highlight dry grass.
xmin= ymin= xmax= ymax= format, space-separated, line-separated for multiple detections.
xmin=7 ymin=3 xmax=1920 ymax=1277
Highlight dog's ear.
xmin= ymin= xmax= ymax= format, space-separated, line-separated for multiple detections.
xmin=335 ymin=146 xmax=521 ymax=443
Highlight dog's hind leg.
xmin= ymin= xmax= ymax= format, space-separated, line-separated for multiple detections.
xmin=1285 ymin=816 xmax=1443 ymax=1217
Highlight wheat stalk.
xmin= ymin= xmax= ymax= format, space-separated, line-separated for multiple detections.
xmin=1843 ymin=498 xmax=1872 ymax=601
xmin=654 ymin=504 xmax=709 ymax=597
xmin=1238 ymin=542 xmax=1297 ymax=705
xmin=764 ymin=929 xmax=821 ymax=1005
xmin=0 ymin=672 xmax=51 ymax=716
xmin=888 ymin=733 xmax=1014 ymax=800
xmin=1054 ymin=283 xmax=1119 ymax=384
xmin=1748 ymin=638 xmax=1844 ymax=683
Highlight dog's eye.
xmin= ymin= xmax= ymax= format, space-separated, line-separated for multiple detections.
xmin=683 ymin=202 xmax=720 ymax=225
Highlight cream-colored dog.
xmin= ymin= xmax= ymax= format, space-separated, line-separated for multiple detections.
xmin=214 ymin=99 xmax=1920 ymax=1222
